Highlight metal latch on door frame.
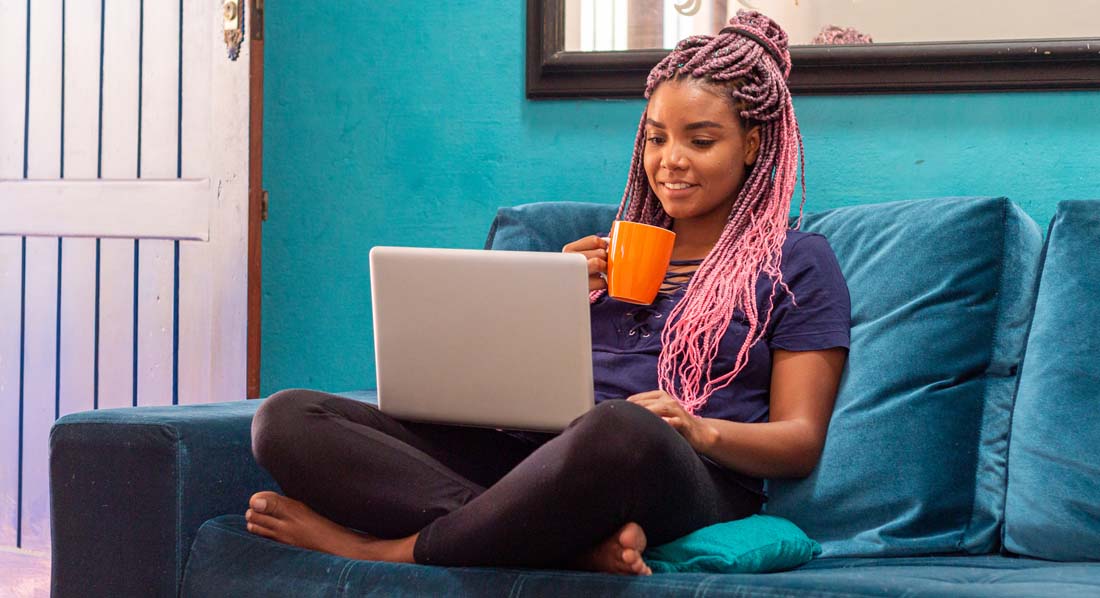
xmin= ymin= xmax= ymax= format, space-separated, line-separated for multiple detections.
xmin=251 ymin=0 xmax=264 ymax=42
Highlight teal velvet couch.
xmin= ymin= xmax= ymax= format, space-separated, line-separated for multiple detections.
xmin=50 ymin=197 xmax=1100 ymax=597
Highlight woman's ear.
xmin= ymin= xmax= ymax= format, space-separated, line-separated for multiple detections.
xmin=744 ymin=125 xmax=762 ymax=166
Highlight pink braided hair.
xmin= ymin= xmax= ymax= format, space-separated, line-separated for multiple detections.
xmin=595 ymin=10 xmax=806 ymax=414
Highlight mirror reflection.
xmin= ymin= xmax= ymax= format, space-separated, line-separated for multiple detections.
xmin=564 ymin=0 xmax=1100 ymax=51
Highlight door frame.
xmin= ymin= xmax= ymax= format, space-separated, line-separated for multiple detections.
xmin=247 ymin=0 xmax=265 ymax=398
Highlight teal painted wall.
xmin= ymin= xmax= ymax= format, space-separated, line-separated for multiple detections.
xmin=260 ymin=1 xmax=1099 ymax=395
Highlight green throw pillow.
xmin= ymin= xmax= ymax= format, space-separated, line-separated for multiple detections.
xmin=644 ymin=515 xmax=822 ymax=574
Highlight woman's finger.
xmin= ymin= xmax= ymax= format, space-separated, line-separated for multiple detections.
xmin=587 ymin=259 xmax=608 ymax=291
xmin=639 ymin=403 xmax=677 ymax=421
xmin=562 ymin=235 xmax=609 ymax=253
xmin=577 ymin=248 xmax=608 ymax=261
xmin=630 ymin=396 xmax=678 ymax=412
xmin=627 ymin=390 xmax=669 ymax=402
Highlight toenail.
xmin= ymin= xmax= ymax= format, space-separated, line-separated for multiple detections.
xmin=254 ymin=498 xmax=267 ymax=512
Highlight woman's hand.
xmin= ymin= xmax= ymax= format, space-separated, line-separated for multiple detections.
xmin=563 ymin=235 xmax=609 ymax=292
xmin=627 ymin=390 xmax=717 ymax=452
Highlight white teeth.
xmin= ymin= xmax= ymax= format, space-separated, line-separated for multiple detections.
xmin=664 ymin=183 xmax=694 ymax=190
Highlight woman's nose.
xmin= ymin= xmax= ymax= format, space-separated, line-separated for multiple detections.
xmin=662 ymin=146 xmax=688 ymax=170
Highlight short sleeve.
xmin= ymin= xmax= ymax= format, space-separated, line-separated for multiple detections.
xmin=767 ymin=234 xmax=851 ymax=351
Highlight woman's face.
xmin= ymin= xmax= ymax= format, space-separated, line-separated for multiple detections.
xmin=643 ymin=80 xmax=760 ymax=226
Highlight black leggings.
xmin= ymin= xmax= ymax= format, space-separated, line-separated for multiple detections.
xmin=251 ymin=389 xmax=763 ymax=568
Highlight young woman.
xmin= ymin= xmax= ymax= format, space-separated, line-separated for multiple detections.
xmin=245 ymin=10 xmax=849 ymax=577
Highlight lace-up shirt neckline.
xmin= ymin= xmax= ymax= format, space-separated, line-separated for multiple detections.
xmin=661 ymin=258 xmax=705 ymax=295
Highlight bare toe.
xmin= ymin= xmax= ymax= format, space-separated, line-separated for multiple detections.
xmin=250 ymin=490 xmax=283 ymax=515
xmin=578 ymin=522 xmax=651 ymax=576
xmin=245 ymin=508 xmax=282 ymax=532
xmin=619 ymin=522 xmax=647 ymax=554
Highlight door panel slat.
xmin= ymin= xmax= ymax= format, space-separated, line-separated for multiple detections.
xmin=178 ymin=0 xmax=215 ymax=404
xmin=135 ymin=0 xmax=182 ymax=407
xmin=21 ymin=0 xmax=64 ymax=552
xmin=20 ymin=238 xmax=58 ymax=552
xmin=58 ymin=0 xmax=102 ymax=420
xmin=96 ymin=0 xmax=143 ymax=411
xmin=0 ymin=0 xmax=29 ymax=548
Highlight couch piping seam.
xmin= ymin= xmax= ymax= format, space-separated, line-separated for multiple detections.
xmin=961 ymin=197 xmax=1011 ymax=554
xmin=483 ymin=209 xmax=502 ymax=250
xmin=334 ymin=560 xmax=356 ymax=597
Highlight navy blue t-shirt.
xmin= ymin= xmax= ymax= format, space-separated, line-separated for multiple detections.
xmin=590 ymin=230 xmax=851 ymax=424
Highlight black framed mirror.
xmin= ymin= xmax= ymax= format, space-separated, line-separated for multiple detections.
xmin=527 ymin=0 xmax=1100 ymax=98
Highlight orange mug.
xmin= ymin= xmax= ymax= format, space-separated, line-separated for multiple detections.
xmin=606 ymin=221 xmax=676 ymax=305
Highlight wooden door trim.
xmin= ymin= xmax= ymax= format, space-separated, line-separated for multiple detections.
xmin=247 ymin=0 xmax=264 ymax=399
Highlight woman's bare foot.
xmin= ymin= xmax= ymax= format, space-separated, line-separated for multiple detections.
xmin=245 ymin=491 xmax=416 ymax=563
xmin=577 ymin=522 xmax=652 ymax=576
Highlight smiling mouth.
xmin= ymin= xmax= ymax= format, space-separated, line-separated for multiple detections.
xmin=661 ymin=182 xmax=697 ymax=191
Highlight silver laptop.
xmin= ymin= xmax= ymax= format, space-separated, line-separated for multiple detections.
xmin=369 ymin=246 xmax=595 ymax=432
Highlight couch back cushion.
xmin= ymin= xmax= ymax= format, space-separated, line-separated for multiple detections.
xmin=1003 ymin=200 xmax=1100 ymax=561
xmin=484 ymin=197 xmax=1043 ymax=558
xmin=484 ymin=201 xmax=618 ymax=252
xmin=766 ymin=197 xmax=1041 ymax=557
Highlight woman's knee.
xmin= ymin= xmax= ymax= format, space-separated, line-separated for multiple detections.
xmin=575 ymin=399 xmax=666 ymax=437
xmin=565 ymin=399 xmax=681 ymax=474
xmin=251 ymin=388 xmax=322 ymax=468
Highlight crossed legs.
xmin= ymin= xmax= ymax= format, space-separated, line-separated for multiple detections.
xmin=248 ymin=390 xmax=761 ymax=573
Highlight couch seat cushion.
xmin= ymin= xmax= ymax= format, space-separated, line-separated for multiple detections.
xmin=184 ymin=516 xmax=1100 ymax=593
xmin=181 ymin=515 xmax=1100 ymax=598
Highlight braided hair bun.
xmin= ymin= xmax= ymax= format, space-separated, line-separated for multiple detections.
xmin=725 ymin=10 xmax=791 ymax=79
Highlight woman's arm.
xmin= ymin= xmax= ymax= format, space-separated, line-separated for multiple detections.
xmin=700 ymin=348 xmax=846 ymax=478
xmin=628 ymin=347 xmax=847 ymax=479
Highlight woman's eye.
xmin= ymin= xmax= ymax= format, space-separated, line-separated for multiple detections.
xmin=693 ymin=139 xmax=715 ymax=147
xmin=646 ymin=136 xmax=665 ymax=144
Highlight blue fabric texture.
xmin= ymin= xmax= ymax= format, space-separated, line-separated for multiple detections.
xmin=644 ymin=515 xmax=822 ymax=573
xmin=1004 ymin=200 xmax=1100 ymax=562
xmin=49 ymin=399 xmax=274 ymax=598
xmin=48 ymin=392 xmax=375 ymax=598
xmin=767 ymin=197 xmax=1043 ymax=557
xmin=181 ymin=515 xmax=1100 ymax=597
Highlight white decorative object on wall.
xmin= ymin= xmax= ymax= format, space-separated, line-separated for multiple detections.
xmin=675 ymin=0 xmax=703 ymax=17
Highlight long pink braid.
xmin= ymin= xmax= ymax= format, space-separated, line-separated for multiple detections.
xmin=595 ymin=10 xmax=807 ymax=414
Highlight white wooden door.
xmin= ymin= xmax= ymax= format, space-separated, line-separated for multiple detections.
xmin=0 ymin=0 xmax=251 ymax=577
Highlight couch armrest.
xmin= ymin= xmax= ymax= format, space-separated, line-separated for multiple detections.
xmin=49 ymin=399 xmax=274 ymax=598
